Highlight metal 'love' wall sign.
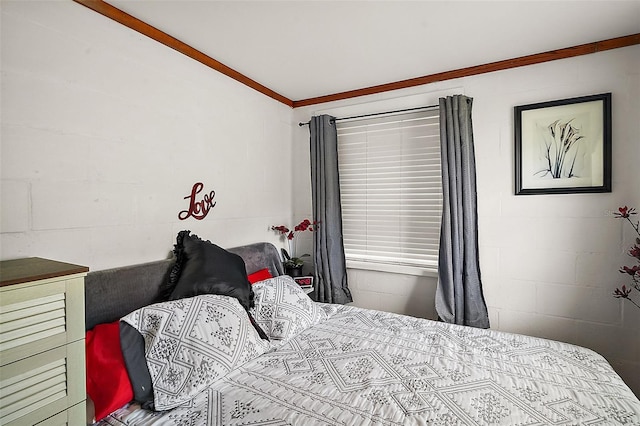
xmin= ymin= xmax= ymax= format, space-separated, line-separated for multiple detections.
xmin=179 ymin=182 xmax=216 ymax=220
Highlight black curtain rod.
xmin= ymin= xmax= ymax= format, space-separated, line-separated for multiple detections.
xmin=298 ymin=104 xmax=439 ymax=127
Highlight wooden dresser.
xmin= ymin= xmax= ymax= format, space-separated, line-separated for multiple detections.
xmin=0 ymin=258 xmax=88 ymax=425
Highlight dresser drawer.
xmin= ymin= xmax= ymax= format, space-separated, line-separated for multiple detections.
xmin=0 ymin=340 xmax=85 ymax=425
xmin=0 ymin=274 xmax=85 ymax=366
xmin=33 ymin=402 xmax=86 ymax=426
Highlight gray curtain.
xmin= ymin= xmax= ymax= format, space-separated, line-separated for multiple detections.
xmin=435 ymin=95 xmax=490 ymax=328
xmin=309 ymin=115 xmax=352 ymax=304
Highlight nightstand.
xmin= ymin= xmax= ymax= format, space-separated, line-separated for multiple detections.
xmin=0 ymin=257 xmax=88 ymax=425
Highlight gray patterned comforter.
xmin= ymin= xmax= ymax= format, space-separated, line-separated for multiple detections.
xmin=100 ymin=304 xmax=640 ymax=425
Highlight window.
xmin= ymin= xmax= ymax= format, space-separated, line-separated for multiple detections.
xmin=337 ymin=108 xmax=442 ymax=273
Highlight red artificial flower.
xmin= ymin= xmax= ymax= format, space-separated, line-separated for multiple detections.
xmin=613 ymin=285 xmax=632 ymax=298
xmin=629 ymin=244 xmax=640 ymax=261
xmin=294 ymin=219 xmax=309 ymax=232
xmin=615 ymin=206 xmax=637 ymax=219
xmin=271 ymin=225 xmax=290 ymax=235
xmin=619 ymin=265 xmax=640 ymax=276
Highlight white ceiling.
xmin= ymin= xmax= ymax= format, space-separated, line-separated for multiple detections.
xmin=108 ymin=0 xmax=640 ymax=102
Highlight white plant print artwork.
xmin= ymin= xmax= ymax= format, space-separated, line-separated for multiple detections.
xmin=515 ymin=93 xmax=611 ymax=195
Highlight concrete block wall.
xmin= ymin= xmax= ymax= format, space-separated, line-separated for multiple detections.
xmin=1 ymin=1 xmax=294 ymax=271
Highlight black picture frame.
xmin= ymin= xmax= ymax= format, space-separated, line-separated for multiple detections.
xmin=514 ymin=93 xmax=611 ymax=195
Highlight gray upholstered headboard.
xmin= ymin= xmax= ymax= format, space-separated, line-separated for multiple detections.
xmin=85 ymin=242 xmax=283 ymax=330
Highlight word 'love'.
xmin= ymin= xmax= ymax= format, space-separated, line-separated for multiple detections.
xmin=179 ymin=182 xmax=216 ymax=220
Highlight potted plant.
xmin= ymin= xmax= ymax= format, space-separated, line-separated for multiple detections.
xmin=272 ymin=219 xmax=318 ymax=277
xmin=280 ymin=249 xmax=306 ymax=277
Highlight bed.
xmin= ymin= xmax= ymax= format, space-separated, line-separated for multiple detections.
xmin=85 ymin=236 xmax=640 ymax=425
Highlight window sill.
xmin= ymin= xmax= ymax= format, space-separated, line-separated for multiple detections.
xmin=346 ymin=260 xmax=438 ymax=278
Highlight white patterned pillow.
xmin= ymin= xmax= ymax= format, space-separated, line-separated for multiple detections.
xmin=250 ymin=275 xmax=328 ymax=342
xmin=121 ymin=294 xmax=271 ymax=410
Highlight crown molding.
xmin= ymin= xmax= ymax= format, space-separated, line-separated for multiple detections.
xmin=73 ymin=0 xmax=295 ymax=107
xmin=73 ymin=1 xmax=639 ymax=109
xmin=293 ymin=33 xmax=640 ymax=108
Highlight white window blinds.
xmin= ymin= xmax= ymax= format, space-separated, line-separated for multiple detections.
xmin=337 ymin=108 xmax=442 ymax=269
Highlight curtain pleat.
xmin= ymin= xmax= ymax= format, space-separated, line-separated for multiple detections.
xmin=435 ymin=95 xmax=490 ymax=328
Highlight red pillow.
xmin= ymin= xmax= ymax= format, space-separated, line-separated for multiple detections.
xmin=86 ymin=321 xmax=133 ymax=421
xmin=248 ymin=268 xmax=273 ymax=284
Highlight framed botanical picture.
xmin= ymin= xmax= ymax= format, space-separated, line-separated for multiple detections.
xmin=514 ymin=93 xmax=611 ymax=195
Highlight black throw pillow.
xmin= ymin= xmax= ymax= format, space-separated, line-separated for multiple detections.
xmin=166 ymin=231 xmax=254 ymax=310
